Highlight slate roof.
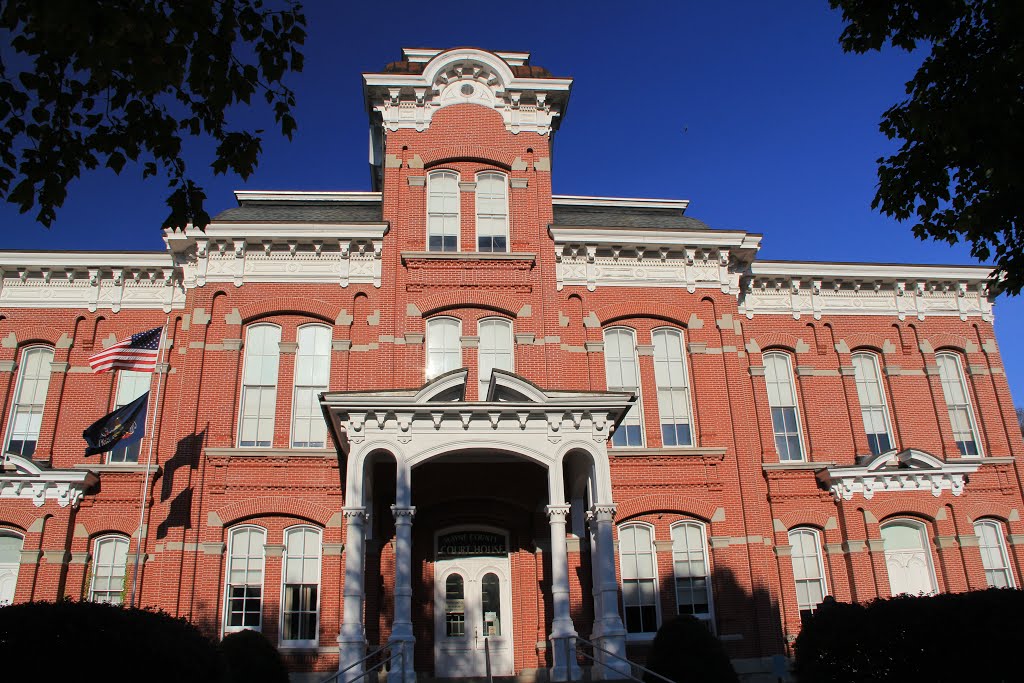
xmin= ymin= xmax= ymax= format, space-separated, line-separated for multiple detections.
xmin=551 ymin=205 xmax=711 ymax=231
xmin=213 ymin=201 xmax=383 ymax=223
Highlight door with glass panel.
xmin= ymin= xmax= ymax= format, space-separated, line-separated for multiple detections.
xmin=434 ymin=558 xmax=513 ymax=677
xmin=0 ymin=533 xmax=24 ymax=606
xmin=881 ymin=520 xmax=938 ymax=596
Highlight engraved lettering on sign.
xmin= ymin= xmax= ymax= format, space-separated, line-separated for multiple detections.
xmin=437 ymin=531 xmax=507 ymax=558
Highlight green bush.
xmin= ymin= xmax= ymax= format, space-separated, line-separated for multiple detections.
xmin=221 ymin=629 xmax=290 ymax=683
xmin=0 ymin=600 xmax=221 ymax=682
xmin=643 ymin=615 xmax=739 ymax=683
xmin=794 ymin=588 xmax=1024 ymax=682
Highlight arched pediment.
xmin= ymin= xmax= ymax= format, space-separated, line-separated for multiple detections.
xmin=415 ymin=369 xmax=469 ymax=403
xmin=818 ymin=448 xmax=981 ymax=502
xmin=0 ymin=454 xmax=97 ymax=509
xmin=486 ymin=369 xmax=547 ymax=402
xmin=861 ymin=448 xmax=946 ymax=472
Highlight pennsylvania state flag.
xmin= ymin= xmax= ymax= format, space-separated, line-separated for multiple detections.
xmin=82 ymin=392 xmax=149 ymax=456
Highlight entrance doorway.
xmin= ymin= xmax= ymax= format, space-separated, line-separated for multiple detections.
xmin=881 ymin=520 xmax=938 ymax=596
xmin=434 ymin=529 xmax=513 ymax=677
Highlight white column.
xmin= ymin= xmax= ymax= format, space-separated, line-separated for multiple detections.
xmin=388 ymin=505 xmax=416 ymax=683
xmin=589 ymin=504 xmax=629 ymax=679
xmin=546 ymin=503 xmax=581 ymax=682
xmin=338 ymin=507 xmax=368 ymax=682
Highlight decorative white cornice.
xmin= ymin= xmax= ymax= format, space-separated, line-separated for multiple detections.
xmin=740 ymin=262 xmax=995 ymax=321
xmin=816 ymin=449 xmax=980 ymax=502
xmin=364 ymin=48 xmax=572 ymax=136
xmin=232 ymin=190 xmax=381 ymax=203
xmin=552 ymin=195 xmax=690 ymax=211
xmin=0 ymin=454 xmax=97 ymax=509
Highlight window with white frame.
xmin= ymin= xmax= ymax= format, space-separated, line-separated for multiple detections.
xmin=475 ymin=172 xmax=508 ymax=253
xmin=618 ymin=523 xmax=658 ymax=634
xmin=239 ymin=325 xmax=281 ymax=448
xmin=974 ymin=519 xmax=1014 ymax=588
xmin=671 ymin=522 xmax=712 ymax=625
xmin=788 ymin=528 xmax=827 ymax=621
xmin=282 ymin=526 xmax=322 ymax=643
xmin=477 ymin=318 xmax=513 ymax=398
xmin=935 ymin=352 xmax=981 ymax=456
xmin=4 ymin=346 xmax=54 ymax=457
xmin=605 ymin=328 xmax=643 ymax=447
xmin=851 ymin=352 xmax=893 ymax=455
xmin=426 ymin=317 xmax=461 ymax=380
xmin=427 ymin=170 xmax=460 ymax=252
xmin=0 ymin=531 xmax=24 ymax=607
xmin=292 ymin=325 xmax=331 ymax=448
xmin=653 ymin=329 xmax=694 ymax=447
xmin=89 ymin=535 xmax=129 ymax=605
xmin=763 ymin=352 xmax=804 ymax=461
xmin=109 ymin=370 xmax=152 ymax=463
xmin=225 ymin=526 xmax=266 ymax=632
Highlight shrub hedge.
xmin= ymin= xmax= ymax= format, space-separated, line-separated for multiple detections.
xmin=643 ymin=615 xmax=739 ymax=683
xmin=794 ymin=588 xmax=1024 ymax=682
xmin=221 ymin=628 xmax=290 ymax=683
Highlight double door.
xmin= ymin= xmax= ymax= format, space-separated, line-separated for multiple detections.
xmin=434 ymin=556 xmax=513 ymax=677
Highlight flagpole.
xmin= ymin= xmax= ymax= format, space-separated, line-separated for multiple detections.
xmin=128 ymin=317 xmax=169 ymax=609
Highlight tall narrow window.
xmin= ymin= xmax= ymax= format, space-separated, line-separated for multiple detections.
xmin=292 ymin=325 xmax=330 ymax=448
xmin=788 ymin=528 xmax=827 ymax=621
xmin=282 ymin=526 xmax=321 ymax=643
xmin=763 ymin=352 xmax=804 ymax=461
xmin=239 ymin=325 xmax=281 ymax=448
xmin=225 ymin=526 xmax=266 ymax=632
xmin=445 ymin=574 xmax=466 ymax=637
xmin=4 ymin=347 xmax=54 ymax=457
xmin=935 ymin=352 xmax=981 ymax=456
xmin=975 ymin=520 xmax=1014 ymax=588
xmin=605 ymin=329 xmax=643 ymax=447
xmin=476 ymin=172 xmax=508 ymax=253
xmin=428 ymin=171 xmax=460 ymax=252
xmin=0 ymin=532 xmax=25 ymax=607
xmin=653 ymin=329 xmax=694 ymax=446
xmin=881 ymin=520 xmax=937 ymax=596
xmin=851 ymin=352 xmax=893 ymax=455
xmin=426 ymin=318 xmax=461 ymax=380
xmin=89 ymin=535 xmax=129 ymax=605
xmin=109 ymin=370 xmax=152 ymax=463
xmin=478 ymin=318 xmax=513 ymax=398
xmin=671 ymin=522 xmax=712 ymax=625
xmin=619 ymin=524 xmax=658 ymax=634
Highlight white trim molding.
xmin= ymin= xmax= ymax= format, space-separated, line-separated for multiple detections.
xmin=816 ymin=448 xmax=980 ymax=502
xmin=552 ymin=195 xmax=690 ymax=211
xmin=0 ymin=454 xmax=98 ymax=508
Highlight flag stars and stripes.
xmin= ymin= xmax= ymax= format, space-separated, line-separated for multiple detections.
xmin=88 ymin=327 xmax=163 ymax=373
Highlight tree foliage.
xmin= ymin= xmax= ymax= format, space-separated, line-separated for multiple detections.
xmin=642 ymin=616 xmax=739 ymax=683
xmin=0 ymin=0 xmax=306 ymax=230
xmin=830 ymin=0 xmax=1024 ymax=293
xmin=220 ymin=629 xmax=289 ymax=683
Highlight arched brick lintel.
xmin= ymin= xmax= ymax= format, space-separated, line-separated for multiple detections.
xmin=417 ymin=291 xmax=522 ymax=319
xmin=213 ymin=496 xmax=337 ymax=528
xmin=235 ymin=297 xmax=337 ymax=326
xmin=593 ymin=302 xmax=689 ymax=329
xmin=616 ymin=493 xmax=719 ymax=525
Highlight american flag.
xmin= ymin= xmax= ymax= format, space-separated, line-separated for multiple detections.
xmin=88 ymin=327 xmax=163 ymax=373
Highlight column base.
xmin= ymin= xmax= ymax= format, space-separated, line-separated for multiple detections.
xmin=549 ymin=633 xmax=582 ymax=682
xmin=338 ymin=627 xmax=368 ymax=683
xmin=387 ymin=634 xmax=417 ymax=683
xmin=589 ymin=624 xmax=630 ymax=680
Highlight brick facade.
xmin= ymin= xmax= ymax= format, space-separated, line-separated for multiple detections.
xmin=1 ymin=48 xmax=1021 ymax=681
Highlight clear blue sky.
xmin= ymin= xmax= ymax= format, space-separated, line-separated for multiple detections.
xmin=2 ymin=1 xmax=1022 ymax=406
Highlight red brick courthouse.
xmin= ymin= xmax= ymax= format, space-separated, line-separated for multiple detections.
xmin=1 ymin=48 xmax=1022 ymax=681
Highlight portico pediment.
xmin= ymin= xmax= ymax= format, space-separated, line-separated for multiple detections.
xmin=816 ymin=448 xmax=981 ymax=501
xmin=0 ymin=454 xmax=98 ymax=509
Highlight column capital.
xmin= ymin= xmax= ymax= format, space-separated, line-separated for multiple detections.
xmin=546 ymin=504 xmax=571 ymax=521
xmin=391 ymin=505 xmax=416 ymax=520
xmin=590 ymin=503 xmax=617 ymax=521
xmin=343 ymin=507 xmax=368 ymax=521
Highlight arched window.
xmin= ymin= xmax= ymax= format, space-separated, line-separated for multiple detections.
xmin=475 ymin=172 xmax=508 ymax=253
xmin=618 ymin=523 xmax=658 ymax=634
xmin=974 ymin=519 xmax=1014 ymax=588
xmin=292 ymin=325 xmax=331 ymax=448
xmin=604 ymin=328 xmax=643 ymax=447
xmin=477 ymin=318 xmax=513 ymax=398
xmin=788 ymin=528 xmax=827 ymax=621
xmin=426 ymin=317 xmax=462 ymax=380
xmin=4 ymin=346 xmax=55 ymax=457
xmin=851 ymin=352 xmax=893 ymax=455
xmin=653 ymin=328 xmax=694 ymax=446
xmin=224 ymin=526 xmax=267 ymax=632
xmin=90 ymin=535 xmax=130 ymax=604
xmin=935 ymin=352 xmax=981 ymax=456
xmin=880 ymin=519 xmax=937 ymax=596
xmin=238 ymin=324 xmax=281 ymax=448
xmin=110 ymin=370 xmax=152 ymax=463
xmin=428 ymin=170 xmax=460 ymax=252
xmin=281 ymin=526 xmax=322 ymax=643
xmin=0 ymin=531 xmax=25 ymax=607
xmin=671 ymin=522 xmax=712 ymax=626
xmin=763 ymin=352 xmax=804 ymax=461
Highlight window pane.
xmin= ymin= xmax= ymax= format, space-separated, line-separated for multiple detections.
xmin=936 ymin=353 xmax=981 ymax=455
xmin=90 ymin=536 xmax=130 ymax=604
xmin=282 ymin=527 xmax=321 ymax=640
xmin=5 ymin=347 xmax=55 ymax=457
xmin=605 ymin=329 xmax=643 ymax=447
xmin=478 ymin=319 xmax=513 ymax=396
xmin=225 ymin=527 xmax=265 ymax=631
xmin=764 ymin=354 xmax=804 ymax=461
xmin=619 ymin=525 xmax=658 ymax=633
xmin=427 ymin=318 xmax=461 ymax=379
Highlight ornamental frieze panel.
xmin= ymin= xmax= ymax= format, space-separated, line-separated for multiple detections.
xmin=555 ymin=246 xmax=739 ymax=293
xmin=0 ymin=270 xmax=184 ymax=313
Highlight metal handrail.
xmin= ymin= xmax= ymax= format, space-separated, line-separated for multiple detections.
xmin=570 ymin=635 xmax=674 ymax=683
xmin=484 ymin=635 xmax=493 ymax=683
xmin=318 ymin=644 xmax=398 ymax=683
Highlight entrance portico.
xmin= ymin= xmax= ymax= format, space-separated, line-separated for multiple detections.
xmin=321 ymin=369 xmax=634 ymax=682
